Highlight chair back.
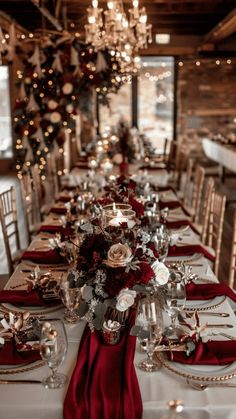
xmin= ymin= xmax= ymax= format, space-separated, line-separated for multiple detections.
xmin=0 ymin=187 xmax=20 ymax=275
xmin=192 ymin=165 xmax=205 ymax=223
xmin=20 ymin=171 xmax=41 ymax=243
xmin=229 ymin=213 xmax=236 ymax=289
xmin=183 ymin=158 xmax=194 ymax=207
xmin=200 ymin=177 xmax=215 ymax=245
xmin=207 ymin=191 xmax=226 ymax=276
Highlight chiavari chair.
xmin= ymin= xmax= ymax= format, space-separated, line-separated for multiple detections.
xmin=182 ymin=158 xmax=194 ymax=208
xmin=0 ymin=187 xmax=22 ymax=276
xmin=190 ymin=177 xmax=215 ymax=242
xmin=206 ymin=191 xmax=226 ymax=277
xmin=229 ymin=213 xmax=236 ymax=289
xmin=171 ymin=147 xmax=189 ymax=191
xmin=183 ymin=165 xmax=205 ymax=223
xmin=20 ymin=171 xmax=41 ymax=243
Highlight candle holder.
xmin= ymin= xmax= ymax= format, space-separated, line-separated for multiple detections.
xmin=102 ymin=320 xmax=122 ymax=345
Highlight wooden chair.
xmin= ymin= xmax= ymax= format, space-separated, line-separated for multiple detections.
xmin=20 ymin=171 xmax=41 ymax=243
xmin=182 ymin=158 xmax=194 ymax=208
xmin=229 ymin=213 xmax=236 ymax=289
xmin=183 ymin=165 xmax=205 ymax=223
xmin=190 ymin=177 xmax=215 ymax=243
xmin=0 ymin=187 xmax=22 ymax=275
xmin=206 ymin=191 xmax=226 ymax=277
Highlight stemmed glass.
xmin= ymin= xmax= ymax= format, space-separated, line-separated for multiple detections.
xmin=59 ymin=277 xmax=81 ymax=323
xmin=136 ymin=297 xmax=163 ymax=372
xmin=40 ymin=319 xmax=68 ymax=389
xmin=152 ymin=224 xmax=170 ymax=261
xmin=164 ymin=277 xmax=186 ymax=339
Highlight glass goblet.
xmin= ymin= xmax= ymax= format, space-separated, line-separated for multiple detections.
xmin=136 ymin=297 xmax=163 ymax=372
xmin=152 ymin=224 xmax=170 ymax=262
xmin=59 ymin=279 xmax=81 ymax=324
xmin=164 ymin=277 xmax=186 ymax=339
xmin=40 ymin=319 xmax=68 ymax=389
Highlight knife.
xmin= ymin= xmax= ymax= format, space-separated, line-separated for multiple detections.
xmin=206 ymin=324 xmax=234 ymax=329
xmin=0 ymin=379 xmax=42 ymax=384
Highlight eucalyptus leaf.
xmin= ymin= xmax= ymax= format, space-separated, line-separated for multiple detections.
xmin=94 ymin=303 xmax=107 ymax=318
xmin=132 ymin=284 xmax=148 ymax=293
xmin=130 ymin=325 xmax=143 ymax=336
xmin=75 ymin=301 xmax=89 ymax=317
xmin=80 ymin=222 xmax=94 ymax=234
xmin=83 ymin=285 xmax=94 ymax=301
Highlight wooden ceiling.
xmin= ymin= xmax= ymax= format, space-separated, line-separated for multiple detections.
xmin=0 ymin=0 xmax=236 ymax=54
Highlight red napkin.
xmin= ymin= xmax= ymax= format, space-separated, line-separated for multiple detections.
xmin=168 ymin=245 xmax=215 ymax=262
xmin=56 ymin=195 xmax=71 ymax=203
xmin=63 ymin=310 xmax=142 ymax=419
xmin=159 ymin=200 xmax=191 ymax=216
xmin=0 ymin=289 xmax=44 ymax=306
xmin=186 ymin=283 xmax=236 ymax=303
xmin=39 ymin=225 xmax=73 ymax=236
xmin=165 ymin=220 xmax=200 ymax=235
xmin=172 ymin=340 xmax=236 ymax=365
xmin=50 ymin=207 xmax=67 ymax=214
xmin=0 ymin=340 xmax=41 ymax=366
xmin=21 ymin=248 xmax=66 ymax=264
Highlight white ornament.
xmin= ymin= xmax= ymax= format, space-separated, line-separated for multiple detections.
xmin=50 ymin=112 xmax=61 ymax=124
xmin=48 ymin=99 xmax=58 ymax=110
xmin=62 ymin=82 xmax=73 ymax=95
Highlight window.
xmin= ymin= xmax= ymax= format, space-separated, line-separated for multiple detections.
xmin=99 ymin=82 xmax=132 ymax=134
xmin=0 ymin=66 xmax=12 ymax=158
xmin=138 ymin=56 xmax=174 ymax=152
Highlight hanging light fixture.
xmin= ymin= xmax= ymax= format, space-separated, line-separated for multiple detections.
xmin=85 ymin=0 xmax=152 ymax=58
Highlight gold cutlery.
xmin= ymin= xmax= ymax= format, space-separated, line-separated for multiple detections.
xmin=185 ymin=311 xmax=230 ymax=318
xmin=0 ymin=379 xmax=42 ymax=384
xmin=205 ymin=324 xmax=234 ymax=329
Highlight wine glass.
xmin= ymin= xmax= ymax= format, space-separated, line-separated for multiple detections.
xmin=59 ymin=277 xmax=81 ymax=323
xmin=164 ymin=277 xmax=186 ymax=339
xmin=136 ymin=297 xmax=163 ymax=372
xmin=152 ymin=224 xmax=170 ymax=261
xmin=40 ymin=319 xmax=68 ymax=389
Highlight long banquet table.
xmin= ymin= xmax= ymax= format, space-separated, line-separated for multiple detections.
xmin=202 ymin=138 xmax=236 ymax=174
xmin=1 ymin=168 xmax=236 ymax=419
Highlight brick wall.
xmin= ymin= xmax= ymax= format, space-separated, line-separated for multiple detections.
xmin=177 ymin=58 xmax=236 ymax=155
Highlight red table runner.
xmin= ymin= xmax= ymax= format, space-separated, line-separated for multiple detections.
xmin=64 ymin=309 xmax=142 ymax=419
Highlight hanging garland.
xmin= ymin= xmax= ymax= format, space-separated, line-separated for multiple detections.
xmin=13 ymin=32 xmax=129 ymax=178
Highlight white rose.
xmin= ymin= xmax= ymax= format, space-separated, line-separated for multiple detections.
xmin=50 ymin=111 xmax=61 ymax=124
xmin=116 ymin=289 xmax=136 ymax=312
xmin=105 ymin=243 xmax=133 ymax=267
xmin=62 ymin=82 xmax=73 ymax=95
xmin=66 ymin=104 xmax=74 ymax=113
xmin=151 ymin=260 xmax=169 ymax=285
xmin=48 ymin=100 xmax=58 ymax=110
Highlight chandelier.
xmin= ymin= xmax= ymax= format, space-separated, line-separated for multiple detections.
xmin=85 ymin=0 xmax=152 ymax=57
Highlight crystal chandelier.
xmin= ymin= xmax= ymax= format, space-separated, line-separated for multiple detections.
xmin=85 ymin=0 xmax=152 ymax=54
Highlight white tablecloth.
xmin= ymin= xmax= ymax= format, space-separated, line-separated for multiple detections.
xmin=1 ymin=209 xmax=236 ymax=419
xmin=202 ymin=138 xmax=236 ymax=174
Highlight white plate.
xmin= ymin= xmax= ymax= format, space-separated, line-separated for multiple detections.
xmin=0 ymin=360 xmax=44 ymax=375
xmin=1 ymin=302 xmax=63 ymax=315
xmin=166 ymin=253 xmax=202 ymax=263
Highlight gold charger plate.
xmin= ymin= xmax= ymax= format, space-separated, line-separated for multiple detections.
xmin=0 ymin=360 xmax=45 ymax=375
xmin=156 ymin=353 xmax=236 ymax=382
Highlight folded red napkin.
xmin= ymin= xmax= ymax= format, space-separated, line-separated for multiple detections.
xmin=186 ymin=283 xmax=236 ymax=303
xmin=56 ymin=195 xmax=71 ymax=203
xmin=63 ymin=309 xmax=142 ymax=419
xmin=165 ymin=219 xmax=199 ymax=235
xmin=168 ymin=245 xmax=215 ymax=262
xmin=21 ymin=248 xmax=66 ymax=264
xmin=172 ymin=340 xmax=236 ymax=365
xmin=159 ymin=200 xmax=191 ymax=216
xmin=0 ymin=289 xmax=44 ymax=306
xmin=50 ymin=207 xmax=67 ymax=214
xmin=0 ymin=340 xmax=41 ymax=366
xmin=39 ymin=225 xmax=73 ymax=236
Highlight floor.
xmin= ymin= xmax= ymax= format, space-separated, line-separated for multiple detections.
xmin=0 ymin=169 xmax=235 ymax=284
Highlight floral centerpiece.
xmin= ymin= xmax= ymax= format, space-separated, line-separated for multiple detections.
xmin=68 ymin=220 xmax=169 ymax=331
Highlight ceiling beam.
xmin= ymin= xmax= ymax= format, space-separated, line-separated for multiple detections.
xmin=0 ymin=10 xmax=28 ymax=34
xmin=203 ymin=7 xmax=236 ymax=43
